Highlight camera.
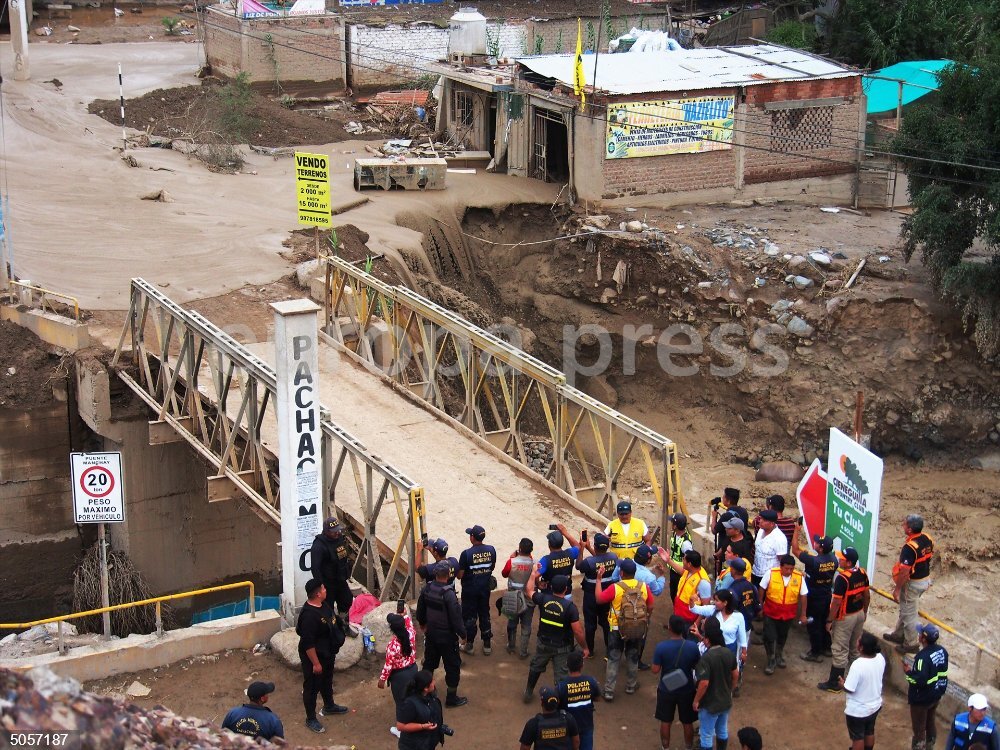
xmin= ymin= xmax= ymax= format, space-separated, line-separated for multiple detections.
xmin=548 ymin=524 xmax=559 ymax=530
xmin=711 ymin=496 xmax=722 ymax=507
xmin=441 ymin=725 xmax=455 ymax=737
xmin=796 ymin=516 xmax=804 ymax=526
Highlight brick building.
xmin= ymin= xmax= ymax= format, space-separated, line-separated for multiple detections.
xmin=438 ymin=44 xmax=865 ymax=204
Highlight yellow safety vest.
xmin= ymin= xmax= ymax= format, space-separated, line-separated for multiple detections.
xmin=607 ymin=579 xmax=648 ymax=629
xmin=607 ymin=518 xmax=645 ymax=560
xmin=674 ymin=566 xmax=710 ymax=622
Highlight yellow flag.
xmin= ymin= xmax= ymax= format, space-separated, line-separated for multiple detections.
xmin=574 ymin=18 xmax=586 ymax=107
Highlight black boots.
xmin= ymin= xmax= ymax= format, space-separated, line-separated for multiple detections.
xmin=817 ymin=666 xmax=845 ymax=692
xmin=523 ymin=670 xmax=541 ymax=703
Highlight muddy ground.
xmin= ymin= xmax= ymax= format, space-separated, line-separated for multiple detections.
xmin=0 ymin=319 xmax=64 ymax=409
xmin=86 ymin=591 xmax=917 ymax=750
xmin=28 ymin=5 xmax=197 ymax=45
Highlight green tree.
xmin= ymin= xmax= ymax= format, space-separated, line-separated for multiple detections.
xmin=893 ymin=53 xmax=1000 ymax=359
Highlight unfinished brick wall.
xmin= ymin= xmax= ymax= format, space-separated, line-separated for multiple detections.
xmin=524 ymin=14 xmax=669 ymax=54
xmin=204 ymin=7 xmax=345 ymax=86
xmin=598 ymin=87 xmax=737 ymax=198
xmin=742 ymin=76 xmax=863 ymax=185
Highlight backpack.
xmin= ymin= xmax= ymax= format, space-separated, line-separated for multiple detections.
xmin=501 ymin=589 xmax=528 ymax=618
xmin=617 ymin=583 xmax=648 ymax=640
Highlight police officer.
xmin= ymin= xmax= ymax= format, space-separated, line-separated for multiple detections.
xmin=457 ymin=524 xmax=497 ymax=655
xmin=793 ymin=527 xmax=838 ymax=662
xmin=416 ymin=562 xmax=468 ymax=708
xmin=904 ymin=624 xmax=949 ymax=750
xmin=539 ymin=526 xmax=581 ymax=592
xmin=310 ymin=517 xmax=354 ymax=616
xmin=944 ymin=693 xmax=998 ymax=750
xmin=818 ymin=547 xmax=870 ymax=693
xmin=416 ymin=538 xmax=458 ymax=588
xmin=666 ymin=513 xmax=693 ymax=600
xmin=222 ymin=681 xmax=284 ymax=740
xmin=522 ymin=572 xmax=589 ymax=703
xmin=576 ymin=533 xmax=618 ymax=655
xmin=296 ymin=579 xmax=349 ymax=734
xmin=518 ymin=687 xmax=580 ymax=750
xmin=604 ymin=501 xmax=651 ymax=560
xmin=886 ymin=514 xmax=935 ymax=654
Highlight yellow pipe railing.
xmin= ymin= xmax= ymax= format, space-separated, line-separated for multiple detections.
xmin=872 ymin=586 xmax=999 ymax=683
xmin=0 ymin=581 xmax=255 ymax=655
xmin=8 ymin=279 xmax=81 ymax=321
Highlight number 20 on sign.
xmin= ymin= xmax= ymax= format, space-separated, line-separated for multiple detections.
xmin=295 ymin=151 xmax=332 ymax=228
xmin=70 ymin=452 xmax=126 ymax=523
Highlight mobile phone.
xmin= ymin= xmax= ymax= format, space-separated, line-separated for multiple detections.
xmin=796 ymin=517 xmax=804 ymax=526
xmin=421 ymin=532 xmax=429 ymax=544
xmin=397 ymin=599 xmax=406 ymax=614
xmin=581 ymin=530 xmax=588 ymax=542
xmin=549 ymin=524 xmax=559 ymax=530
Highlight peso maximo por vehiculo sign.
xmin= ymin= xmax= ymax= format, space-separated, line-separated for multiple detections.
xmin=605 ymin=95 xmax=735 ymax=159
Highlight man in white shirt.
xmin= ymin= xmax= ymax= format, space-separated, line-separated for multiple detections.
xmin=840 ymin=631 xmax=886 ymax=750
xmin=752 ymin=510 xmax=788 ymax=587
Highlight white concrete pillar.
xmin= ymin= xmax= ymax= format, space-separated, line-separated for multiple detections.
xmin=271 ymin=300 xmax=324 ymax=617
xmin=11 ymin=0 xmax=30 ymax=82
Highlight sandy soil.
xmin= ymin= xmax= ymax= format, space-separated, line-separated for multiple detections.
xmin=84 ymin=595 xmax=918 ymax=750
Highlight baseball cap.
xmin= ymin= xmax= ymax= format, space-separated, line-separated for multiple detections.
xmin=813 ymin=535 xmax=835 ymax=552
xmin=546 ymin=530 xmax=564 ymax=547
xmin=729 ymin=558 xmax=747 ymax=574
xmin=550 ymin=574 xmax=570 ymax=593
xmin=324 ymin=516 xmax=343 ymax=532
xmin=723 ymin=517 xmax=745 ymax=531
xmin=759 ymin=509 xmax=779 ymax=523
xmin=842 ymin=547 xmax=859 ymax=564
xmin=465 ymin=524 xmax=486 ymax=539
xmin=616 ymin=501 xmax=632 ymax=514
xmin=916 ymin=623 xmax=940 ymax=642
xmin=969 ymin=693 xmax=989 ymax=710
xmin=428 ymin=538 xmax=449 ymax=555
xmin=593 ymin=532 xmax=610 ymax=549
xmin=634 ymin=544 xmax=653 ymax=564
xmin=669 ymin=512 xmax=688 ymax=528
xmin=433 ymin=561 xmax=453 ymax=577
xmin=619 ymin=558 xmax=637 ymax=576
xmin=246 ymin=681 xmax=275 ymax=701
xmin=540 ymin=686 xmax=559 ymax=709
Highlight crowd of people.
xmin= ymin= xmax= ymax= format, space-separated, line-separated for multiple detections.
xmin=217 ymin=495 xmax=997 ymax=750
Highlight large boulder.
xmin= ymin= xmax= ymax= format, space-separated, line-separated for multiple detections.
xmin=362 ymin=601 xmax=416 ymax=655
xmin=755 ymin=460 xmax=806 ymax=483
xmin=269 ymin=626 xmax=363 ymax=672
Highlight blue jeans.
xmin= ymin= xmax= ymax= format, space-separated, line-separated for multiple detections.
xmin=698 ymin=707 xmax=730 ymax=747
xmin=578 ymin=729 xmax=594 ymax=750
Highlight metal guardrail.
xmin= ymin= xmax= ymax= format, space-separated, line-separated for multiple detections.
xmin=110 ymin=279 xmax=428 ymax=600
xmin=7 ymin=279 xmax=81 ymax=321
xmin=871 ymin=586 xmax=1000 ymax=684
xmin=320 ymin=254 xmax=686 ymax=534
xmin=0 ymin=581 xmax=255 ymax=656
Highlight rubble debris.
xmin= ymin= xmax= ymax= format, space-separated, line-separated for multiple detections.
xmin=125 ymin=680 xmax=151 ymax=697
xmin=140 ymin=189 xmax=173 ymax=203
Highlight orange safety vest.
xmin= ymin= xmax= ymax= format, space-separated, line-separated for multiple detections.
xmin=673 ymin=566 xmax=710 ymax=623
xmin=892 ymin=533 xmax=934 ymax=581
xmin=833 ymin=567 xmax=869 ymax=620
xmin=761 ymin=568 xmax=803 ymax=620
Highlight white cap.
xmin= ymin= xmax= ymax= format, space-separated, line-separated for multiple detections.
xmin=968 ymin=693 xmax=989 ymax=710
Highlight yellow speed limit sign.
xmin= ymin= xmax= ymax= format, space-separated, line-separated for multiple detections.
xmin=295 ymin=151 xmax=331 ymax=227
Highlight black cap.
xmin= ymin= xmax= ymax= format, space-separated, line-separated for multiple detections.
xmin=428 ymin=538 xmax=449 ymax=555
xmin=593 ymin=532 xmax=610 ymax=549
xmin=634 ymin=544 xmax=653 ymax=564
xmin=760 ymin=509 xmax=779 ymax=522
xmin=616 ymin=501 xmax=632 ymax=514
xmin=465 ymin=525 xmax=486 ymax=539
xmin=843 ymin=547 xmax=859 ymax=564
xmin=324 ymin=516 xmax=343 ymax=532
xmin=813 ymin=535 xmax=834 ymax=552
xmin=246 ymin=681 xmax=274 ymax=701
xmin=546 ymin=530 xmax=564 ymax=547
xmin=550 ymin=574 xmax=570 ymax=593
xmin=669 ymin=512 xmax=688 ymax=528
xmin=433 ymin=561 xmax=452 ymax=577
xmin=619 ymin=558 xmax=637 ymax=576
xmin=539 ymin=686 xmax=559 ymax=709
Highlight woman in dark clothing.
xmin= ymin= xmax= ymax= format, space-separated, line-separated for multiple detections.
xmin=395 ymin=670 xmax=446 ymax=750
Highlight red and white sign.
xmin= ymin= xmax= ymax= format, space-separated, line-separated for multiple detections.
xmin=71 ymin=452 xmax=125 ymax=523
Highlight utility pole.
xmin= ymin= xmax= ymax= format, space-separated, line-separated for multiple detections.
xmin=11 ymin=0 xmax=30 ymax=81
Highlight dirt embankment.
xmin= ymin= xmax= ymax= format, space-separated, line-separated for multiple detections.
xmin=383 ymin=203 xmax=1000 ymax=466
xmin=0 ymin=320 xmax=65 ymax=410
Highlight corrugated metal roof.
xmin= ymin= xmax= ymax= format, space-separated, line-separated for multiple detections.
xmin=515 ymin=44 xmax=857 ymax=95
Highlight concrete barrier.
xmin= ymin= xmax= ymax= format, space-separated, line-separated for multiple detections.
xmin=1 ymin=305 xmax=91 ymax=351
xmin=0 ymin=611 xmax=281 ymax=682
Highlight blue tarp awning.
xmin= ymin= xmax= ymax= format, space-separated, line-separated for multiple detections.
xmin=862 ymin=60 xmax=952 ymax=114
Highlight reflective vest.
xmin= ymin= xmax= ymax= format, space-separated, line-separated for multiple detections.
xmin=761 ymin=568 xmax=803 ymax=620
xmin=536 ymin=593 xmax=573 ymax=646
xmin=673 ymin=567 xmax=710 ymax=623
xmin=607 ymin=578 xmax=648 ymax=629
xmin=669 ymin=530 xmax=692 ymax=563
xmin=893 ymin=532 xmax=934 ymax=581
xmin=834 ymin=567 xmax=869 ymax=619
xmin=507 ymin=554 xmax=533 ymax=590
xmin=607 ymin=518 xmax=645 ymax=559
xmin=534 ymin=710 xmax=573 ymax=750
xmin=719 ymin=558 xmax=752 ymax=583
xmin=951 ymin=712 xmax=996 ymax=749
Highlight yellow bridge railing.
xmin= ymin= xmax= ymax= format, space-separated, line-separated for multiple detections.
xmin=0 ymin=581 xmax=255 ymax=656
xmin=872 ymin=586 xmax=999 ymax=684
xmin=8 ymin=279 xmax=81 ymax=321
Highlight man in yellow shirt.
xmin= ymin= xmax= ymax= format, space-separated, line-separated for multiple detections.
xmin=595 ymin=559 xmax=654 ymax=701
xmin=604 ymin=501 xmax=652 ymax=561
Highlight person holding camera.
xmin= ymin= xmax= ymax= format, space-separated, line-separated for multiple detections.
xmin=540 ymin=525 xmax=582 ymax=594
xmin=395 ymin=670 xmax=452 ymax=750
xmin=577 ymin=532 xmax=618 ymax=656
xmin=380 ymin=602 xmax=418 ymax=738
